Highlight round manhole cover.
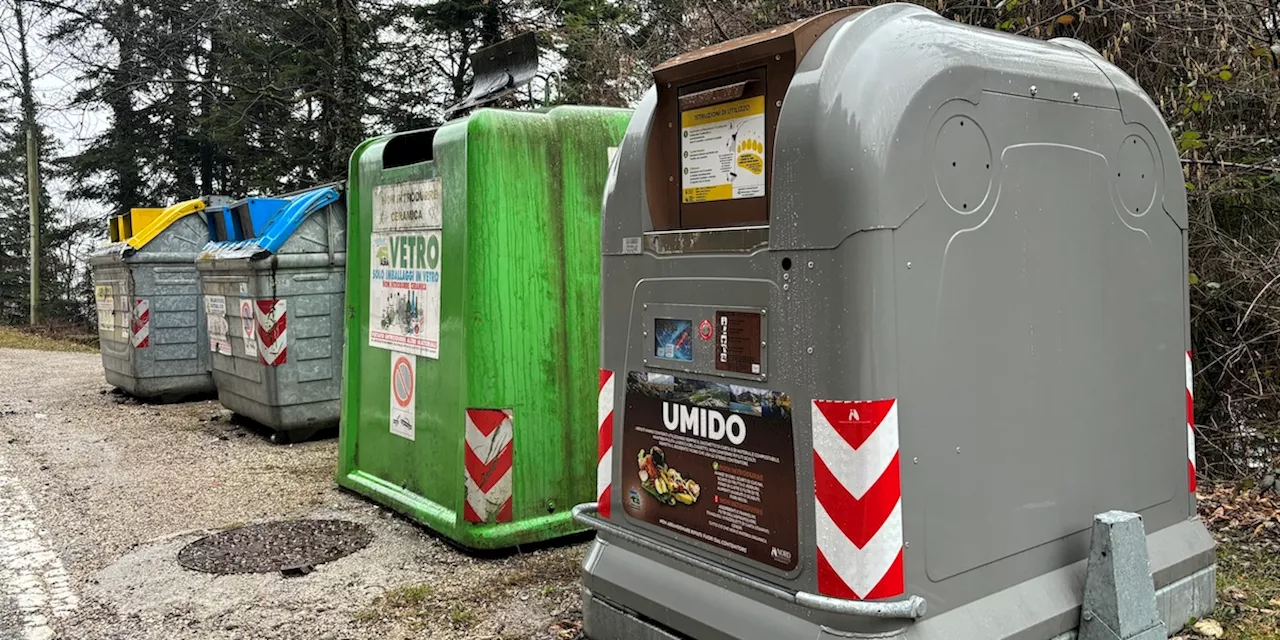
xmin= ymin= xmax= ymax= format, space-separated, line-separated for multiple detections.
xmin=177 ymin=519 xmax=373 ymax=575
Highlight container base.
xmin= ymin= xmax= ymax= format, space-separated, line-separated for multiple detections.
xmin=581 ymin=519 xmax=1215 ymax=640
xmin=336 ymin=469 xmax=589 ymax=550
xmin=105 ymin=370 xmax=215 ymax=403
xmin=217 ymin=387 xmax=339 ymax=436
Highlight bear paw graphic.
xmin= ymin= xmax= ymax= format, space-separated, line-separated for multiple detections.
xmin=736 ymin=138 xmax=764 ymax=175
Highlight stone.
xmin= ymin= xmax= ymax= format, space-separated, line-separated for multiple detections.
xmin=1192 ymin=618 xmax=1223 ymax=638
xmin=1079 ymin=511 xmax=1167 ymax=640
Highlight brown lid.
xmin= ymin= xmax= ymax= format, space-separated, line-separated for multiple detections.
xmin=652 ymin=8 xmax=862 ymax=83
xmin=644 ymin=8 xmax=862 ymax=231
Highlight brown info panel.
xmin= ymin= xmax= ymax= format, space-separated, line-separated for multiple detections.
xmin=645 ymin=8 xmax=861 ymax=231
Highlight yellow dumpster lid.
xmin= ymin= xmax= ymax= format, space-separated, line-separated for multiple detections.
xmin=128 ymin=208 xmax=164 ymax=236
xmin=126 ymin=199 xmax=207 ymax=250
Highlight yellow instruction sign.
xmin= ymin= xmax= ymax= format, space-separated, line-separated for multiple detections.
xmin=680 ymin=96 xmax=766 ymax=204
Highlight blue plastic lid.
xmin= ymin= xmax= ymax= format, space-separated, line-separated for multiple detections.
xmin=198 ymin=186 xmax=341 ymax=259
xmin=231 ymin=197 xmax=290 ymax=242
xmin=254 ymin=187 xmax=342 ymax=254
xmin=205 ymin=205 xmax=232 ymax=242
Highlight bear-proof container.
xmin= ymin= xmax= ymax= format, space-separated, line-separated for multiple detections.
xmin=195 ymin=186 xmax=346 ymax=442
xmin=92 ymin=197 xmax=228 ymax=400
xmin=577 ymin=5 xmax=1215 ymax=640
xmin=337 ymin=106 xmax=631 ymax=549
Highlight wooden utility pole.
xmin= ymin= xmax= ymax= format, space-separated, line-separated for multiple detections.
xmin=15 ymin=0 xmax=40 ymax=325
xmin=26 ymin=128 xmax=39 ymax=325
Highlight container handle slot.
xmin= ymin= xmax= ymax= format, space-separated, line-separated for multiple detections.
xmin=678 ymin=81 xmax=753 ymax=111
xmin=382 ymin=129 xmax=437 ymax=169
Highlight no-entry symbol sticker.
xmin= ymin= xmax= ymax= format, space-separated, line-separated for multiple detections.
xmin=389 ymin=352 xmax=416 ymax=440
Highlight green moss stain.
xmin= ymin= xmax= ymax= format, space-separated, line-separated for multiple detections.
xmin=339 ymin=107 xmax=631 ymax=548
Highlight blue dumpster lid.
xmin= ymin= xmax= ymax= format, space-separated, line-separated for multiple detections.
xmin=199 ymin=197 xmax=287 ymax=259
xmin=255 ymin=186 xmax=342 ymax=254
xmin=198 ymin=186 xmax=341 ymax=260
xmin=204 ymin=204 xmax=232 ymax=243
xmin=231 ymin=197 xmax=290 ymax=241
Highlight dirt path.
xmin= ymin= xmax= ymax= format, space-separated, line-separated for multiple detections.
xmin=0 ymin=348 xmax=586 ymax=640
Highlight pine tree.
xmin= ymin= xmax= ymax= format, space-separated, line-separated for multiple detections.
xmin=0 ymin=108 xmax=26 ymax=324
xmin=51 ymin=0 xmax=155 ymax=215
xmin=372 ymin=0 xmax=517 ymax=129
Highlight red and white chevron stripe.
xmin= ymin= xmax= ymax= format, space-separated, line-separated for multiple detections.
xmin=255 ymin=300 xmax=287 ymax=366
xmin=812 ymin=398 xmax=904 ymax=601
xmin=130 ymin=299 xmax=150 ymax=349
xmin=597 ymin=370 xmax=614 ymax=519
xmin=464 ymin=408 xmax=514 ymax=524
xmin=1186 ymin=351 xmax=1196 ymax=493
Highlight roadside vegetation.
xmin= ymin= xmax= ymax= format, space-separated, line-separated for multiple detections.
xmin=0 ymin=324 xmax=96 ymax=353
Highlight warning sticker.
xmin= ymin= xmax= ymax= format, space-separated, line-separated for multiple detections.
xmin=369 ymin=179 xmax=442 ymax=359
xmin=390 ymin=352 xmax=416 ymax=440
xmin=622 ymin=372 xmax=797 ymax=569
xmin=94 ymin=285 xmax=114 ymax=332
xmin=204 ymin=295 xmax=231 ymax=355
xmin=239 ymin=299 xmax=257 ymax=357
xmin=680 ymin=96 xmax=766 ymax=204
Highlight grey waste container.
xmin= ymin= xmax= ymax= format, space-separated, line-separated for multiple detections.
xmin=92 ymin=197 xmax=229 ymax=400
xmin=578 ymin=5 xmax=1215 ymax=640
xmin=194 ymin=185 xmax=346 ymax=442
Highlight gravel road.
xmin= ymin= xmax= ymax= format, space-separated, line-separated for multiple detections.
xmin=0 ymin=347 xmax=587 ymax=640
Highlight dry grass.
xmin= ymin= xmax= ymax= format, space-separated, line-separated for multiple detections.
xmin=351 ymin=545 xmax=587 ymax=639
xmin=0 ymin=325 xmax=97 ymax=353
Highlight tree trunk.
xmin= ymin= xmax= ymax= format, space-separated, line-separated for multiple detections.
xmin=113 ymin=0 xmax=144 ymax=214
xmin=331 ymin=0 xmax=360 ymax=181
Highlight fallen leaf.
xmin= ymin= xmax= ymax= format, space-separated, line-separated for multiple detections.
xmin=1269 ymin=597 xmax=1280 ymax=606
xmin=1193 ymin=618 xmax=1224 ymax=638
xmin=1225 ymin=586 xmax=1248 ymax=601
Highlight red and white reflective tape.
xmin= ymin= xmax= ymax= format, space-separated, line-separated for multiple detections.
xmin=463 ymin=409 xmax=514 ymax=524
xmin=1187 ymin=350 xmax=1196 ymax=493
xmin=130 ymin=299 xmax=150 ymax=349
xmin=255 ymin=300 xmax=287 ymax=366
xmin=597 ymin=370 xmax=615 ymax=519
xmin=812 ymin=398 xmax=904 ymax=601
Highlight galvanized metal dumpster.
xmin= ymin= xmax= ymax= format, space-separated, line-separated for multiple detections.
xmin=195 ymin=186 xmax=346 ymax=442
xmin=578 ymin=5 xmax=1215 ymax=640
xmin=337 ymin=106 xmax=631 ymax=549
xmin=92 ymin=198 xmax=228 ymax=400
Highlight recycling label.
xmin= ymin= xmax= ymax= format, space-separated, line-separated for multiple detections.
xmin=368 ymin=179 xmax=442 ymax=359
